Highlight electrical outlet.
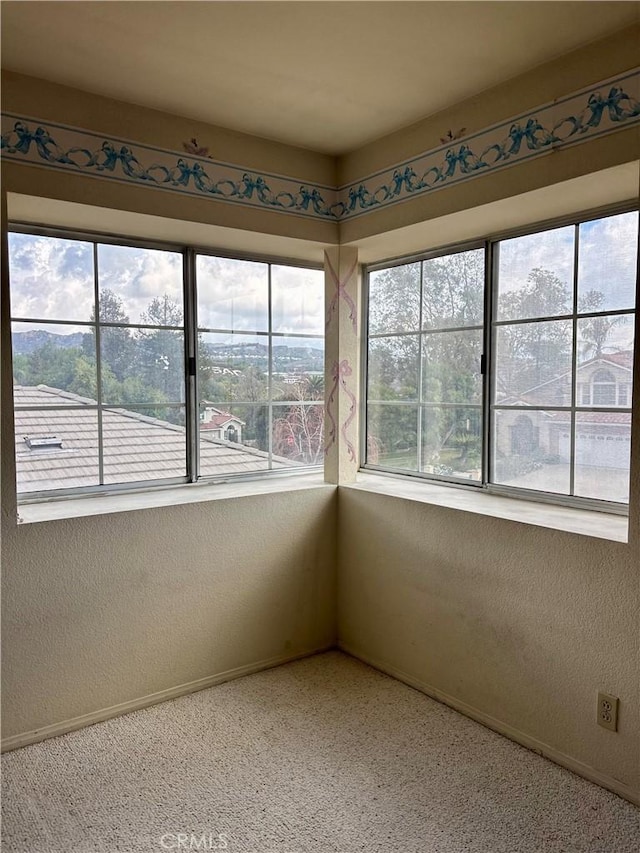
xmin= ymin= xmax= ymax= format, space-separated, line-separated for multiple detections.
xmin=597 ymin=692 xmax=619 ymax=732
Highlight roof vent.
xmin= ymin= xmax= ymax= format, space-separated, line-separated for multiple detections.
xmin=24 ymin=435 xmax=63 ymax=450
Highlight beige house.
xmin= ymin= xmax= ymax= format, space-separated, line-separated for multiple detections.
xmin=497 ymin=351 xmax=633 ymax=468
xmin=199 ymin=403 xmax=245 ymax=444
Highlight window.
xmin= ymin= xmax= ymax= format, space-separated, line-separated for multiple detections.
xmin=364 ymin=209 xmax=637 ymax=509
xmin=9 ymin=228 xmax=324 ymax=499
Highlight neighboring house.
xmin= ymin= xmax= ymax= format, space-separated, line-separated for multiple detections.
xmin=14 ymin=386 xmax=291 ymax=493
xmin=200 ymin=403 xmax=245 ymax=443
xmin=496 ymin=351 xmax=632 ymax=470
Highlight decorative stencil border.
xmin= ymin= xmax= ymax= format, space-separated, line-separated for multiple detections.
xmin=0 ymin=114 xmax=339 ymax=221
xmin=340 ymin=69 xmax=640 ymax=220
xmin=2 ymin=69 xmax=638 ymax=223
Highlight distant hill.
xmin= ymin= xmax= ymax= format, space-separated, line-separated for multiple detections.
xmin=13 ymin=330 xmax=323 ymax=372
xmin=204 ymin=341 xmax=323 ymax=373
xmin=13 ymin=330 xmax=86 ymax=354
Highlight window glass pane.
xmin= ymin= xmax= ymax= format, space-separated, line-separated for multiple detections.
xmin=198 ymin=332 xmax=268 ymax=404
xmin=368 ymin=336 xmax=419 ymax=401
xmin=197 ymin=255 xmax=268 ymax=332
xmin=8 ymin=233 xmax=94 ymax=322
xmin=495 ymin=320 xmax=572 ymax=405
xmin=273 ymin=365 xmax=324 ymax=403
xmin=578 ymin=212 xmax=638 ymax=313
xmin=574 ymin=412 xmax=630 ymax=503
xmin=369 ymin=263 xmax=420 ymax=334
xmin=492 ymin=409 xmax=570 ymax=495
xmin=15 ymin=408 xmax=99 ymax=493
xmin=103 ymin=405 xmax=186 ymax=485
xmin=422 ymin=330 xmax=482 ymax=405
xmin=272 ymin=403 xmax=324 ymax=466
xmin=422 ymin=248 xmax=484 ymax=329
xmin=97 ymin=245 xmax=183 ymax=325
xmin=422 ymin=407 xmax=482 ymax=480
xmin=12 ymin=321 xmax=96 ymax=401
xmin=200 ymin=403 xmax=271 ymax=476
xmin=272 ymin=336 xmax=324 ymax=384
xmin=271 ymin=265 xmax=324 ymax=335
xmin=366 ymin=405 xmax=418 ymax=470
xmin=101 ymin=327 xmax=185 ymax=405
xmin=576 ymin=315 xmax=634 ymax=407
xmin=496 ymin=226 xmax=574 ymax=321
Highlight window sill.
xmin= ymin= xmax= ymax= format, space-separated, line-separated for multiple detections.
xmin=17 ymin=472 xmax=334 ymax=524
xmin=345 ymin=472 xmax=628 ymax=543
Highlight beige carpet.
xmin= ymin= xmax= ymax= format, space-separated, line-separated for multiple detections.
xmin=2 ymin=651 xmax=639 ymax=853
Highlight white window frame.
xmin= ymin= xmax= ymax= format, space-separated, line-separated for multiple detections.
xmin=361 ymin=204 xmax=637 ymax=515
xmin=9 ymin=224 xmax=324 ymax=503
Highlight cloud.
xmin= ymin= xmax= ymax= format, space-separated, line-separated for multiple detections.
xmin=578 ymin=211 xmax=638 ymax=312
xmin=271 ymin=265 xmax=324 ymax=335
xmin=8 ymin=233 xmax=95 ymax=323
xmin=196 ymin=257 xmax=324 ymax=335
xmin=497 ymin=224 xmax=575 ymax=311
xmin=97 ymin=244 xmax=183 ymax=324
xmin=497 ymin=211 xmax=638 ymax=319
xmin=197 ymin=256 xmax=269 ymax=332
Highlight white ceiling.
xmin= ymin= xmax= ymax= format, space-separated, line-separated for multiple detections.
xmin=1 ymin=2 xmax=638 ymax=154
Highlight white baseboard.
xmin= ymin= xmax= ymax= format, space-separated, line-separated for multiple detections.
xmin=339 ymin=641 xmax=640 ymax=807
xmin=1 ymin=645 xmax=333 ymax=754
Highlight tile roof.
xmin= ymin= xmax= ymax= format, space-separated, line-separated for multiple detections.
xmin=14 ymin=385 xmax=294 ymax=493
xmin=599 ymin=351 xmax=634 ymax=370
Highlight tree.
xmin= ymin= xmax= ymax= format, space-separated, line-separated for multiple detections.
xmin=135 ymin=295 xmax=184 ymax=402
xmin=422 ymin=249 xmax=484 ymax=328
xmin=17 ymin=341 xmax=87 ymax=391
xmin=499 ymin=267 xmax=571 ymax=321
xmin=87 ymin=289 xmax=135 ymax=383
xmin=578 ymin=289 xmax=629 ymax=359
xmin=367 ymin=251 xmax=485 ymax=468
xmin=369 ymin=264 xmax=421 ymax=335
xmin=272 ymin=376 xmax=324 ymax=465
xmin=495 ymin=268 xmax=572 ymax=401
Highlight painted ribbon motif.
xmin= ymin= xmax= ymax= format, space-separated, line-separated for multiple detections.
xmin=342 ymin=84 xmax=640 ymax=215
xmin=325 ymin=359 xmax=357 ymax=463
xmin=2 ymin=74 xmax=638 ymax=221
xmin=325 ymin=255 xmax=358 ymax=335
xmin=0 ymin=119 xmax=340 ymax=219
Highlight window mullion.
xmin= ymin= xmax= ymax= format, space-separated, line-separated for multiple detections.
xmin=569 ymin=224 xmax=580 ymax=497
xmin=184 ymin=248 xmax=198 ymax=483
xmin=359 ymin=269 xmax=371 ymax=467
xmin=93 ymin=242 xmax=105 ymax=487
xmin=484 ymin=240 xmax=496 ymax=488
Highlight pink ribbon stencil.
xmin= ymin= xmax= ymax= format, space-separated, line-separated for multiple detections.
xmin=325 ymin=255 xmax=358 ymax=335
xmin=325 ymin=359 xmax=357 ymax=463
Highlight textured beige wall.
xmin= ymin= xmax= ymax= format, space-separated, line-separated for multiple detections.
xmin=2 ymin=160 xmax=338 ymax=247
xmin=0 ymin=71 xmax=342 ymax=747
xmin=2 ymin=28 xmax=639 ymax=800
xmin=338 ymin=457 xmax=640 ymax=796
xmin=2 ymin=71 xmax=335 ymax=185
xmin=339 ymin=24 xmax=640 ymax=243
xmin=340 ymin=24 xmax=640 ymax=183
xmin=340 ymin=130 xmax=639 ymax=245
xmin=1 ymin=71 xmax=339 ymax=246
xmin=1 ymin=488 xmax=337 ymax=738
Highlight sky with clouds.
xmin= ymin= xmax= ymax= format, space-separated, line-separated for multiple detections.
xmin=9 ymin=210 xmax=635 ymax=349
xmin=497 ymin=210 xmax=638 ymax=321
xmin=8 ymin=234 xmax=324 ymax=339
